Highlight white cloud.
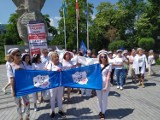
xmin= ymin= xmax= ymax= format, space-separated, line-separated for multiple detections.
xmin=49 ymin=18 xmax=54 ymax=26
xmin=49 ymin=16 xmax=62 ymax=28
xmin=54 ymin=16 xmax=61 ymax=20
xmin=91 ymin=15 xmax=96 ymax=20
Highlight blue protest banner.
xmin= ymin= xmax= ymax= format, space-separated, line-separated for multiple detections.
xmin=62 ymin=64 xmax=102 ymax=90
xmin=15 ymin=64 xmax=102 ymax=97
xmin=15 ymin=70 xmax=60 ymax=97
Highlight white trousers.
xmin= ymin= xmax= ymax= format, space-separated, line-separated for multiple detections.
xmin=32 ymin=93 xmax=37 ymax=104
xmin=50 ymin=86 xmax=63 ymax=112
xmin=96 ymin=86 xmax=110 ymax=113
xmin=148 ymin=64 xmax=155 ymax=75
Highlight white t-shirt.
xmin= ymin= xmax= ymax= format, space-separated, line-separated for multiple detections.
xmin=7 ymin=62 xmax=25 ymax=78
xmin=108 ymin=58 xmax=115 ymax=69
xmin=148 ymin=55 xmax=155 ymax=65
xmin=32 ymin=62 xmax=45 ymax=70
xmin=41 ymin=55 xmax=49 ymax=65
xmin=113 ymin=57 xmax=124 ymax=69
xmin=62 ymin=60 xmax=73 ymax=70
xmin=101 ymin=64 xmax=112 ymax=87
xmin=47 ymin=62 xmax=62 ymax=71
xmin=22 ymin=61 xmax=33 ymax=70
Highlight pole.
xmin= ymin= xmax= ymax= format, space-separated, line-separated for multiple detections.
xmin=63 ymin=8 xmax=67 ymax=50
xmin=77 ymin=16 xmax=79 ymax=52
xmin=87 ymin=0 xmax=89 ymax=49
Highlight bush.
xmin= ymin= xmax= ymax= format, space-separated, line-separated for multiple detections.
xmin=108 ymin=40 xmax=128 ymax=51
xmin=156 ymin=58 xmax=160 ymax=65
xmin=138 ymin=38 xmax=155 ymax=51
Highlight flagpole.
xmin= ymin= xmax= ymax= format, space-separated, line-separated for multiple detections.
xmin=63 ymin=8 xmax=67 ymax=50
xmin=87 ymin=0 xmax=89 ymax=49
xmin=76 ymin=0 xmax=79 ymax=52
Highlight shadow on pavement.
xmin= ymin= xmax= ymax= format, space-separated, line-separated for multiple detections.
xmin=109 ymin=91 xmax=121 ymax=97
xmin=106 ymin=108 xmax=134 ymax=119
xmin=124 ymin=85 xmax=139 ymax=89
xmin=145 ymin=82 xmax=156 ymax=87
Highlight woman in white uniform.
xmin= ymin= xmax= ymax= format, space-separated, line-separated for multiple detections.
xmin=7 ymin=48 xmax=30 ymax=120
xmin=148 ymin=50 xmax=156 ymax=76
xmin=133 ymin=48 xmax=148 ymax=88
xmin=2 ymin=53 xmax=13 ymax=93
xmin=62 ymin=51 xmax=74 ymax=101
xmin=32 ymin=54 xmax=45 ymax=104
xmin=47 ymin=52 xmax=66 ymax=118
xmin=96 ymin=50 xmax=112 ymax=119
xmin=22 ymin=53 xmax=39 ymax=112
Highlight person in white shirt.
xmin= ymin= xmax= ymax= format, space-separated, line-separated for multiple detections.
xmin=96 ymin=50 xmax=111 ymax=119
xmin=32 ymin=54 xmax=45 ymax=103
xmin=128 ymin=49 xmax=137 ymax=83
xmin=108 ymin=51 xmax=115 ymax=86
xmin=47 ymin=52 xmax=66 ymax=119
xmin=113 ymin=49 xmax=125 ymax=90
xmin=22 ymin=53 xmax=39 ymax=112
xmin=62 ymin=51 xmax=74 ymax=101
xmin=2 ymin=54 xmax=13 ymax=93
xmin=133 ymin=48 xmax=148 ymax=88
xmin=40 ymin=48 xmax=49 ymax=65
xmin=7 ymin=48 xmax=30 ymax=120
xmin=148 ymin=50 xmax=156 ymax=76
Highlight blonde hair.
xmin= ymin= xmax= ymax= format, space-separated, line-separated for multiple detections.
xmin=5 ymin=54 xmax=13 ymax=61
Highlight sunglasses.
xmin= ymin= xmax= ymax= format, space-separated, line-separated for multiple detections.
xmin=15 ymin=54 xmax=21 ymax=57
xmin=100 ymin=56 xmax=107 ymax=59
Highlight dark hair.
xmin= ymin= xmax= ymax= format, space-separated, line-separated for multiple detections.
xmin=32 ymin=54 xmax=41 ymax=63
xmin=22 ymin=54 xmax=32 ymax=65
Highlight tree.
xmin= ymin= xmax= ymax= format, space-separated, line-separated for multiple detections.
xmin=138 ymin=37 xmax=155 ymax=51
xmin=52 ymin=0 xmax=94 ymax=50
xmin=108 ymin=40 xmax=128 ymax=51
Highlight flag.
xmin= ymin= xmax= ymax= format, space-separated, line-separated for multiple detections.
xmin=15 ymin=64 xmax=102 ymax=97
xmin=62 ymin=0 xmax=67 ymax=17
xmin=76 ymin=0 xmax=80 ymax=19
xmin=80 ymin=40 xmax=87 ymax=54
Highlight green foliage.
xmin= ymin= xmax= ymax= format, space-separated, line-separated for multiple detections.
xmin=138 ymin=37 xmax=155 ymax=51
xmin=108 ymin=40 xmax=128 ymax=51
xmin=156 ymin=58 xmax=160 ymax=65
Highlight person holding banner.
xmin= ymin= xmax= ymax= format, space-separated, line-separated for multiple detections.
xmin=96 ymin=50 xmax=112 ymax=119
xmin=32 ymin=54 xmax=45 ymax=104
xmin=7 ymin=48 xmax=30 ymax=120
xmin=22 ymin=53 xmax=39 ymax=112
xmin=47 ymin=52 xmax=66 ymax=118
xmin=62 ymin=51 xmax=75 ymax=101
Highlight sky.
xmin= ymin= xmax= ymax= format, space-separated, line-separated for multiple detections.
xmin=0 ymin=0 xmax=118 ymax=27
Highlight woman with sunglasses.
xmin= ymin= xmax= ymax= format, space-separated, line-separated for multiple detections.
xmin=96 ymin=50 xmax=112 ymax=119
xmin=7 ymin=48 xmax=30 ymax=120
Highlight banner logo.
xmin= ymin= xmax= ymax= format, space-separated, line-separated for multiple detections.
xmin=33 ymin=75 xmax=50 ymax=88
xmin=72 ymin=71 xmax=88 ymax=85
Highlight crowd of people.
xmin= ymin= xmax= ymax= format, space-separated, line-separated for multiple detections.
xmin=1 ymin=47 xmax=157 ymax=120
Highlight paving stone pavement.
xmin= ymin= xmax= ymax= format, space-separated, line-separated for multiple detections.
xmin=0 ymin=64 xmax=160 ymax=120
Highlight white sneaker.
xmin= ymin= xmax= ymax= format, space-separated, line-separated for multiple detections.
xmin=117 ymin=86 xmax=120 ymax=89
xmin=2 ymin=88 xmax=6 ymax=94
xmin=34 ymin=107 xmax=38 ymax=112
xmin=120 ymin=86 xmax=123 ymax=90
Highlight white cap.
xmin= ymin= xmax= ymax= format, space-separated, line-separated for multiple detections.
xmin=98 ymin=50 xmax=107 ymax=55
xmin=48 ymin=51 xmax=55 ymax=58
xmin=87 ymin=49 xmax=91 ymax=53
xmin=7 ymin=48 xmax=19 ymax=55
xmin=21 ymin=53 xmax=28 ymax=58
xmin=107 ymin=51 xmax=112 ymax=54
xmin=116 ymin=49 xmax=123 ymax=53
xmin=123 ymin=50 xmax=128 ymax=54
xmin=25 ymin=49 xmax=29 ymax=53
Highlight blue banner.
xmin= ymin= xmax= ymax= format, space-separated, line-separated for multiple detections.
xmin=15 ymin=64 xmax=102 ymax=97
xmin=62 ymin=64 xmax=102 ymax=90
